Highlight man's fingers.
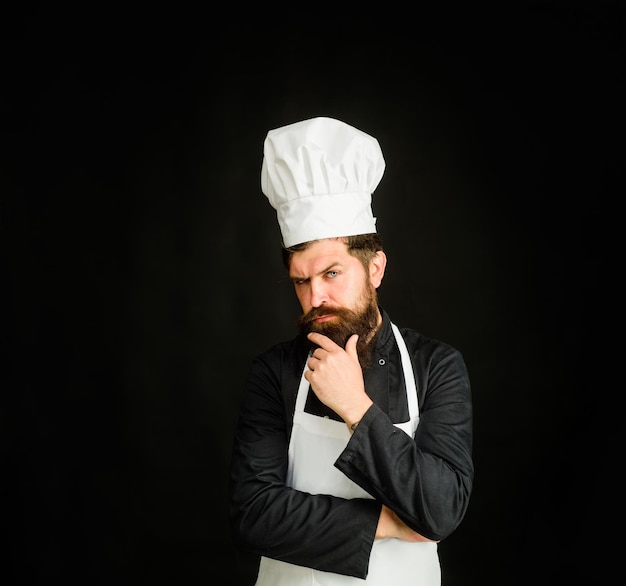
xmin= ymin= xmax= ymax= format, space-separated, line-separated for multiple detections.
xmin=307 ymin=332 xmax=360 ymax=357
xmin=307 ymin=332 xmax=341 ymax=351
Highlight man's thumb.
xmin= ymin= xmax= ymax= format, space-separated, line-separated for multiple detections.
xmin=346 ymin=334 xmax=359 ymax=357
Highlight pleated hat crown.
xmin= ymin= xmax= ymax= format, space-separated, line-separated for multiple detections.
xmin=261 ymin=117 xmax=385 ymax=248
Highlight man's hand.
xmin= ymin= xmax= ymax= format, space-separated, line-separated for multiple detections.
xmin=304 ymin=332 xmax=373 ymax=428
xmin=376 ymin=505 xmax=439 ymax=542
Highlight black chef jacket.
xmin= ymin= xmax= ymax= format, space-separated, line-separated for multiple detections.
xmin=229 ymin=308 xmax=473 ymax=579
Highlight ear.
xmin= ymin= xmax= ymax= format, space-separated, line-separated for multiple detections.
xmin=369 ymin=251 xmax=387 ymax=289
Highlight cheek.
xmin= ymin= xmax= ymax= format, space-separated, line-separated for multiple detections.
xmin=330 ymin=287 xmax=356 ymax=309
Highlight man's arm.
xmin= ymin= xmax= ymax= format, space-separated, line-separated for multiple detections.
xmin=229 ymin=345 xmax=381 ymax=579
xmin=336 ymin=335 xmax=473 ymax=541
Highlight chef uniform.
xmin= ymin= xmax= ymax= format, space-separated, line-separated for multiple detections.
xmin=255 ymin=323 xmax=440 ymax=585
xmin=229 ymin=117 xmax=473 ymax=585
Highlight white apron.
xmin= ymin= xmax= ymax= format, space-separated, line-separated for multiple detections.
xmin=255 ymin=323 xmax=441 ymax=585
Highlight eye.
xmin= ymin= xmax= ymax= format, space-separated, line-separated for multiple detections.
xmin=326 ymin=270 xmax=339 ymax=278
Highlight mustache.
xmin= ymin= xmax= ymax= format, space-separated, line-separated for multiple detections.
xmin=296 ymin=306 xmax=345 ymax=328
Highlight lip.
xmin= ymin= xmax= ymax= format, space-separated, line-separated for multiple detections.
xmin=314 ymin=315 xmax=335 ymax=323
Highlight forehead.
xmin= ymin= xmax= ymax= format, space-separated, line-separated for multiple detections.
xmin=289 ymin=239 xmax=357 ymax=275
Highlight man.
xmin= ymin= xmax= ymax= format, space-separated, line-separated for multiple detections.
xmin=229 ymin=117 xmax=473 ymax=585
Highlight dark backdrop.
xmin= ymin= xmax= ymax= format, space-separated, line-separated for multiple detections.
xmin=3 ymin=6 xmax=618 ymax=585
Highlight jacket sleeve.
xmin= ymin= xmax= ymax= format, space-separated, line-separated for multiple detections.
xmin=335 ymin=334 xmax=474 ymax=541
xmin=228 ymin=345 xmax=381 ymax=579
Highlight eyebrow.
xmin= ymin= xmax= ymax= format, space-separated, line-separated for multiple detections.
xmin=289 ymin=262 xmax=342 ymax=282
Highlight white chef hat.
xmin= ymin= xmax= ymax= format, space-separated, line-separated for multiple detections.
xmin=261 ymin=117 xmax=385 ymax=248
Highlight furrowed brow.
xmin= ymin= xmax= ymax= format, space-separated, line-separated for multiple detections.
xmin=290 ymin=262 xmax=342 ymax=282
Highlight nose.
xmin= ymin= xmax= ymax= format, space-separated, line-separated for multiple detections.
xmin=309 ymin=279 xmax=328 ymax=308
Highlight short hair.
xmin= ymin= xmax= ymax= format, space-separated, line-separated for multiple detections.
xmin=281 ymin=233 xmax=384 ymax=272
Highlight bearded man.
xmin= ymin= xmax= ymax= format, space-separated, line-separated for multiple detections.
xmin=229 ymin=117 xmax=474 ymax=586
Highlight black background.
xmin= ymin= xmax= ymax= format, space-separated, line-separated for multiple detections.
xmin=2 ymin=5 xmax=619 ymax=585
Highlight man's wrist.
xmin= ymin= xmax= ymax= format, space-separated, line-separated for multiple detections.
xmin=345 ymin=400 xmax=373 ymax=434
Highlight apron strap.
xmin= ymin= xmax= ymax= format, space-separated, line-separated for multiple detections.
xmin=294 ymin=352 xmax=312 ymax=414
xmin=391 ymin=322 xmax=419 ymax=420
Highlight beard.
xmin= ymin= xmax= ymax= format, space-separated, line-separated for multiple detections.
xmin=296 ymin=285 xmax=381 ymax=370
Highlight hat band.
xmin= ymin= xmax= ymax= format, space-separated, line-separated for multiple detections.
xmin=277 ymin=191 xmax=376 ymax=248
